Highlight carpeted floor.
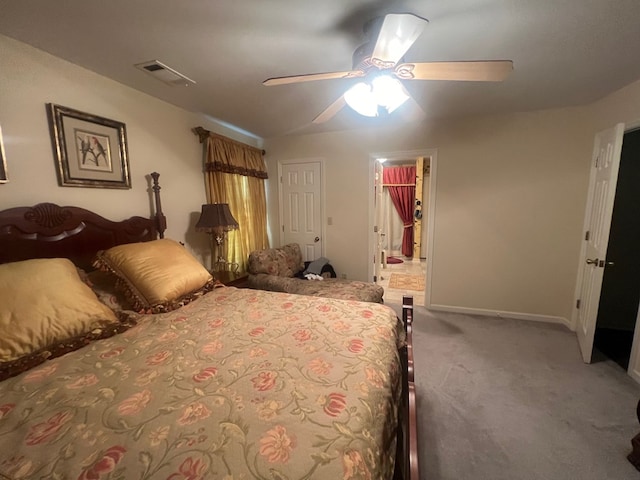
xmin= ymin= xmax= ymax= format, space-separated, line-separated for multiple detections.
xmin=388 ymin=273 xmax=425 ymax=291
xmin=386 ymin=303 xmax=640 ymax=480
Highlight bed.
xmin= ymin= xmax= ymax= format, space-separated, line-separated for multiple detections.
xmin=0 ymin=174 xmax=418 ymax=480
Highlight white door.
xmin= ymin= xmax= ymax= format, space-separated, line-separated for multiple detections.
xmin=576 ymin=123 xmax=625 ymax=363
xmin=280 ymin=162 xmax=322 ymax=261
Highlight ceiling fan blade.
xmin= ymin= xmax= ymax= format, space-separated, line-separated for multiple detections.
xmin=263 ymin=70 xmax=364 ymax=86
xmin=370 ymin=13 xmax=428 ymax=67
xmin=312 ymin=96 xmax=346 ymax=124
xmin=396 ymin=60 xmax=514 ymax=82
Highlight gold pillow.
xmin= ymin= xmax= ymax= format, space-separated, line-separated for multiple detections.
xmin=0 ymin=258 xmax=120 ymax=365
xmin=93 ymin=239 xmax=213 ymax=312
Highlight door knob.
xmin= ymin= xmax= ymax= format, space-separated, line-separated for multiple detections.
xmin=314 ymin=236 xmax=320 ymax=242
xmin=585 ymin=258 xmax=598 ymax=265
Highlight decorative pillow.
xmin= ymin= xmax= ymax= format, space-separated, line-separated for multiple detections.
xmin=281 ymin=243 xmax=305 ymax=275
xmin=0 ymin=258 xmax=126 ymax=380
xmin=248 ymin=247 xmax=289 ymax=276
xmin=247 ymin=244 xmax=304 ymax=277
xmin=93 ymin=239 xmax=213 ymax=313
xmin=81 ymin=269 xmax=134 ymax=311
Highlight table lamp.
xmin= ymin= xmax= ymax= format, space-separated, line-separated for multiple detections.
xmin=195 ymin=203 xmax=239 ymax=272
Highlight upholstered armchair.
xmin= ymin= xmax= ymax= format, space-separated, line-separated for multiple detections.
xmin=247 ymin=244 xmax=384 ymax=303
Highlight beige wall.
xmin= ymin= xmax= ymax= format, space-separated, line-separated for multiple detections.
xmin=0 ymin=35 xmax=260 ymax=265
xmin=265 ymin=79 xmax=640 ymax=323
xmin=590 ymin=78 xmax=640 ymax=130
xmin=266 ymin=108 xmax=595 ymax=322
xmin=4 ymin=33 xmax=639 ymax=325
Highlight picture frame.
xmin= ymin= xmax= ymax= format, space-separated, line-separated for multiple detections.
xmin=0 ymin=125 xmax=7 ymax=184
xmin=47 ymin=104 xmax=131 ymax=189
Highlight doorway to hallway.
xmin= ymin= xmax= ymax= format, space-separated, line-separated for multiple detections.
xmin=378 ymin=258 xmax=427 ymax=306
xmin=369 ymin=149 xmax=437 ymax=307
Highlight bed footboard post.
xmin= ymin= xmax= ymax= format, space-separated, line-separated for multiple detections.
xmin=402 ymin=295 xmax=414 ymax=383
xmin=150 ymin=172 xmax=167 ymax=239
xmin=402 ymin=295 xmax=413 ymax=330
xmin=395 ymin=295 xmax=419 ymax=480
xmin=628 ymin=398 xmax=640 ymax=471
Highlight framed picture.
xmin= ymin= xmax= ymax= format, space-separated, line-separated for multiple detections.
xmin=47 ymin=104 xmax=131 ymax=188
xmin=0 ymin=125 xmax=7 ymax=183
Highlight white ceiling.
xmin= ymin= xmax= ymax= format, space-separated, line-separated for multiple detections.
xmin=1 ymin=0 xmax=639 ymax=139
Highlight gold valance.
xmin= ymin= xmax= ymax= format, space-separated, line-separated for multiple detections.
xmin=194 ymin=127 xmax=267 ymax=179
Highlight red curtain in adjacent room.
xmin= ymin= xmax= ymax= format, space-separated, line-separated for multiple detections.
xmin=383 ymin=166 xmax=416 ymax=257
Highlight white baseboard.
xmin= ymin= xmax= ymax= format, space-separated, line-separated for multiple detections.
xmin=628 ymin=368 xmax=640 ymax=384
xmin=427 ymin=303 xmax=571 ymax=329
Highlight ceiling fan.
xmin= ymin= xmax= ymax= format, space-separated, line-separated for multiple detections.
xmin=263 ymin=13 xmax=513 ymax=123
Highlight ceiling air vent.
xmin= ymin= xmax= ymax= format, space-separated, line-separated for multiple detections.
xmin=135 ymin=60 xmax=196 ymax=87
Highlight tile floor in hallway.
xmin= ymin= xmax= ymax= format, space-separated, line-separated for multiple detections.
xmin=377 ymin=257 xmax=427 ymax=306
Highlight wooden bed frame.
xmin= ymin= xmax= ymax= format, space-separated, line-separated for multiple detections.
xmin=397 ymin=295 xmax=419 ymax=480
xmin=0 ymin=172 xmax=419 ymax=480
xmin=628 ymin=398 xmax=640 ymax=471
xmin=0 ymin=172 xmax=166 ymax=271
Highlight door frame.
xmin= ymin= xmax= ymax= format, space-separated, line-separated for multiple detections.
xmin=573 ymin=123 xmax=625 ymax=362
xmin=621 ymin=121 xmax=640 ymax=382
xmin=571 ymin=119 xmax=640 ymax=381
xmin=368 ymin=148 xmax=438 ymax=307
xmin=277 ymin=158 xmax=325 ymax=256
xmin=373 ymin=159 xmax=383 ymax=283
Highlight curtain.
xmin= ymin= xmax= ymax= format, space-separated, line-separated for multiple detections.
xmin=382 ymin=166 xmax=416 ymax=257
xmin=201 ymin=130 xmax=269 ymax=272
xmin=381 ymin=188 xmax=404 ymax=254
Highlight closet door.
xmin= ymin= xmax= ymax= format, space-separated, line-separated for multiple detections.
xmin=280 ymin=161 xmax=323 ymax=261
xmin=575 ymin=123 xmax=624 ymax=363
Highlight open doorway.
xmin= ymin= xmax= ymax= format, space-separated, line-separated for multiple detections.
xmin=593 ymin=128 xmax=640 ymax=370
xmin=369 ymin=150 xmax=436 ymax=307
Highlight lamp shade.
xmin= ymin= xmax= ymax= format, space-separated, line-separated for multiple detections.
xmin=195 ymin=204 xmax=239 ymax=233
xmin=344 ymin=74 xmax=410 ymax=117
xmin=344 ymin=82 xmax=378 ymax=117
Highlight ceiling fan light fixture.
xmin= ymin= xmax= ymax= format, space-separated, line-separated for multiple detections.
xmin=344 ymin=75 xmax=410 ymax=118
xmin=371 ymin=75 xmax=409 ymax=113
xmin=266 ymin=13 xmax=512 ymax=125
xmin=344 ymin=82 xmax=378 ymax=117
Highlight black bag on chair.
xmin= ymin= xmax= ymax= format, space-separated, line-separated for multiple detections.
xmin=296 ymin=261 xmax=337 ymax=279
xmin=320 ymin=263 xmax=336 ymax=279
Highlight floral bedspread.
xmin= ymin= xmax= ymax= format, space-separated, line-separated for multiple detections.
xmin=0 ymin=287 xmax=403 ymax=480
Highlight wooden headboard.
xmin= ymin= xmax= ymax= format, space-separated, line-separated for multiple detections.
xmin=0 ymin=172 xmax=166 ymax=271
